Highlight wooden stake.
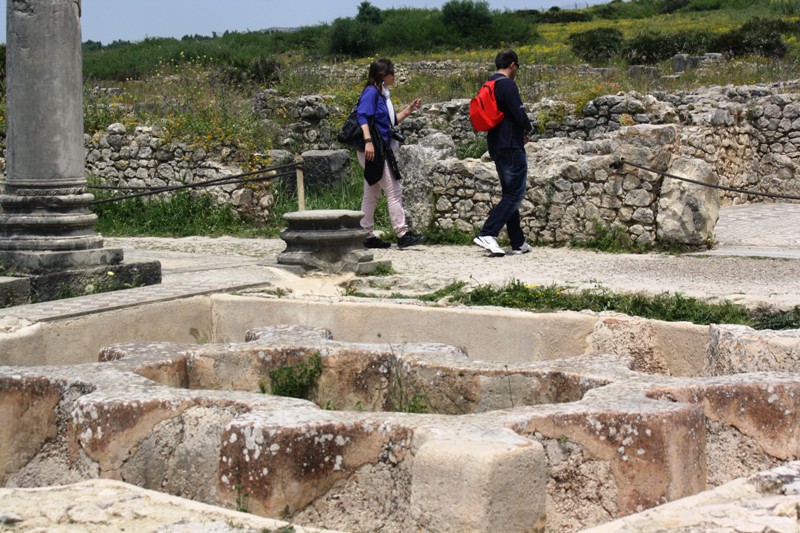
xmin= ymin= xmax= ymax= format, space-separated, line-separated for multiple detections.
xmin=295 ymin=156 xmax=305 ymax=211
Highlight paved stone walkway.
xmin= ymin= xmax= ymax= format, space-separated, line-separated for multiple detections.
xmin=1 ymin=202 xmax=800 ymax=324
xmin=705 ymin=202 xmax=800 ymax=259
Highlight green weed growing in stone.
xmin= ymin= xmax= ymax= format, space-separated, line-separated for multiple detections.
xmin=368 ymin=263 xmax=396 ymax=277
xmin=571 ymin=220 xmax=650 ymax=254
xmin=387 ymin=345 xmax=431 ymax=414
xmin=268 ymin=352 xmax=323 ymax=399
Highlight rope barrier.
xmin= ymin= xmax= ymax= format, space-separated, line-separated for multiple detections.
xmin=613 ymin=157 xmax=800 ymax=202
xmin=88 ymin=160 xmax=299 ymax=205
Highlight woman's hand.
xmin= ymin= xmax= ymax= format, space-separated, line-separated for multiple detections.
xmin=399 ymin=98 xmax=422 ymax=123
xmin=364 ymin=141 xmax=375 ymax=161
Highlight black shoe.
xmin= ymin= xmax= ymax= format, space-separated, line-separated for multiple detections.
xmin=364 ymin=236 xmax=391 ymax=249
xmin=397 ymin=232 xmax=426 ymax=249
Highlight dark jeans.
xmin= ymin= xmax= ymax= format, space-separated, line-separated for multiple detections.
xmin=479 ymin=149 xmax=527 ymax=248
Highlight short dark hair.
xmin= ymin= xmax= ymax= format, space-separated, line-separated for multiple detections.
xmin=495 ymin=49 xmax=519 ymax=70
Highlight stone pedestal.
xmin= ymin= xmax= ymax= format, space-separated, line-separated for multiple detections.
xmin=278 ymin=210 xmax=389 ymax=274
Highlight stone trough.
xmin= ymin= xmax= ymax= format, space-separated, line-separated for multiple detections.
xmin=2 ymin=295 xmax=800 ymax=531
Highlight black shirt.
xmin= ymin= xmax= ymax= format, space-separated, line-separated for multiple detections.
xmin=486 ymin=73 xmax=533 ymax=159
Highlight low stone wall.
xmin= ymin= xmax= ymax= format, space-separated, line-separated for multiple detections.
xmin=83 ymin=123 xmax=277 ymax=224
xmin=256 ymin=80 xmax=800 ymax=246
xmin=4 ymin=78 xmax=798 ymax=246
xmin=401 ymin=126 xmax=716 ymax=247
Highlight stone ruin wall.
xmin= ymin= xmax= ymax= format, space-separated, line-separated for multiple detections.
xmin=2 ymin=77 xmax=798 ymax=246
xmin=3 ymin=315 xmax=800 ymax=532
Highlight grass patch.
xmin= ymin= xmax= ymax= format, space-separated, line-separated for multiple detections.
xmin=91 ymin=189 xmax=266 ymax=237
xmin=571 ymin=221 xmax=649 ymax=253
xmin=406 ymin=279 xmax=800 ymax=330
xmin=368 ymin=263 xmax=397 ymax=277
xmin=424 ymin=227 xmax=476 ymax=245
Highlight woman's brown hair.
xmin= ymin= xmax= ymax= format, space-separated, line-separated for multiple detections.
xmin=365 ymin=58 xmax=395 ymax=90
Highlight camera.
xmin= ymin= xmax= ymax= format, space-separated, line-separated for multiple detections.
xmin=388 ymin=127 xmax=405 ymax=143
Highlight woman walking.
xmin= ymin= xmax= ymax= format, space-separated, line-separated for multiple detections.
xmin=356 ymin=58 xmax=426 ymax=249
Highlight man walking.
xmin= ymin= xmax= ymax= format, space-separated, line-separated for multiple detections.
xmin=473 ymin=49 xmax=533 ymax=257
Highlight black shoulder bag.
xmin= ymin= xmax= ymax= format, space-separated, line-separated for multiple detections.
xmin=337 ymin=89 xmax=380 ymax=151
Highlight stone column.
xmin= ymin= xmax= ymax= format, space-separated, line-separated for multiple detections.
xmin=0 ymin=0 xmax=122 ymax=272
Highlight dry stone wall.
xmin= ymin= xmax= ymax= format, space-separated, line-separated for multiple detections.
xmin=4 ymin=77 xmax=798 ymax=246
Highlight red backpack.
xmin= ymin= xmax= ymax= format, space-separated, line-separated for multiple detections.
xmin=469 ymin=79 xmax=505 ymax=132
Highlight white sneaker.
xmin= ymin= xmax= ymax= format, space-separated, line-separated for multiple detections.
xmin=473 ymin=235 xmax=505 ymax=257
xmin=511 ymin=242 xmax=532 ymax=255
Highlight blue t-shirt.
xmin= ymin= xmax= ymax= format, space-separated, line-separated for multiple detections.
xmin=356 ymin=85 xmax=393 ymax=143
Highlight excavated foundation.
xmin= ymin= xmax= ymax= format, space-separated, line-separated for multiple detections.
xmin=2 ymin=294 xmax=800 ymax=532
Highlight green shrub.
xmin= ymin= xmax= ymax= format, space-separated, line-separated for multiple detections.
xmin=772 ymin=0 xmax=800 ymax=15
xmin=591 ymin=0 xmax=663 ymax=20
xmin=442 ymin=0 xmax=493 ymax=41
xmin=660 ymin=0 xmax=692 ymax=14
xmin=711 ymin=17 xmax=790 ymax=58
xmin=624 ymin=29 xmax=714 ymax=64
xmin=486 ymin=12 xmax=537 ymax=47
xmin=751 ymin=305 xmax=800 ymax=330
xmin=328 ymin=17 xmax=376 ymax=57
xmin=376 ymin=8 xmax=448 ymax=53
xmin=685 ymin=0 xmax=723 ymax=11
xmin=357 ymin=1 xmax=384 ymax=24
xmin=518 ymin=7 xmax=593 ymax=23
xmin=568 ymin=28 xmax=624 ymax=64
xmin=457 ymin=137 xmax=489 ymax=159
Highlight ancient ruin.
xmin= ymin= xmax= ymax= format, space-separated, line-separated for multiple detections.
xmin=278 ymin=209 xmax=389 ymax=274
xmin=0 ymin=0 xmax=160 ymax=304
xmin=2 ymin=3 xmax=800 ymax=532
xmin=2 ymin=288 xmax=800 ymax=531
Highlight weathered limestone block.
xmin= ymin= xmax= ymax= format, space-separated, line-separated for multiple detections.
xmin=410 ymin=436 xmax=547 ymax=533
xmin=0 ymin=479 xmax=337 ymax=533
xmin=584 ymin=461 xmax=800 ymax=532
xmin=656 ymin=156 xmax=719 ymax=245
xmin=0 ymin=377 xmax=61 ymax=485
xmin=219 ymin=413 xmax=414 ymax=520
xmin=515 ymin=391 xmax=708 ymax=524
xmin=612 ymin=125 xmax=678 ymax=173
xmin=399 ymin=133 xmax=457 ymax=231
xmin=120 ymin=405 xmax=240 ymax=504
xmin=706 ymin=324 xmax=800 ymax=375
xmin=587 ymin=314 xmax=669 ymax=375
xmin=299 ymin=149 xmax=351 ymax=190
xmin=650 ymin=376 xmax=800 ymax=460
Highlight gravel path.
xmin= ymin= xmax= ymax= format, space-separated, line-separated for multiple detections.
xmin=106 ymin=235 xmax=800 ymax=310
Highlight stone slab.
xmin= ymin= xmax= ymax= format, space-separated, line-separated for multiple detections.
xmin=27 ymin=260 xmax=162 ymax=303
xmin=0 ymin=248 xmax=124 ymax=275
xmin=0 ymin=479 xmax=343 ymax=533
xmin=0 ymin=276 xmax=30 ymax=307
xmin=582 ymin=461 xmax=800 ymax=532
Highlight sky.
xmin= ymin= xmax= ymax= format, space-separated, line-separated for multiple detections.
xmin=1 ymin=0 xmax=602 ymax=45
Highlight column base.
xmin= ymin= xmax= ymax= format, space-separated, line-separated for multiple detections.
xmin=0 ymin=261 xmax=162 ymax=306
xmin=0 ymin=248 xmax=125 ymax=275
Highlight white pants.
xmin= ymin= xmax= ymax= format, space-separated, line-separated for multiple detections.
xmin=357 ymin=151 xmax=408 ymax=238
